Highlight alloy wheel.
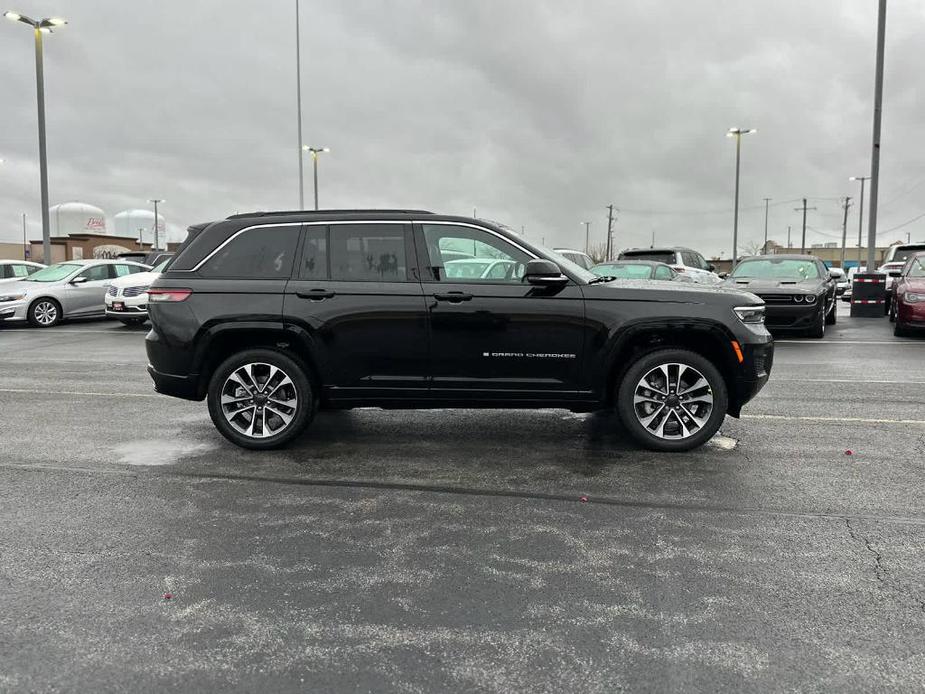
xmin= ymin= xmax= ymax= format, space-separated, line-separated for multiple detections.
xmin=219 ymin=362 xmax=299 ymax=439
xmin=33 ymin=301 xmax=58 ymax=326
xmin=632 ymin=362 xmax=714 ymax=440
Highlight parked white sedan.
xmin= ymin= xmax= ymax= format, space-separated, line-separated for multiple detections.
xmin=0 ymin=259 xmax=149 ymax=327
xmin=105 ymin=258 xmax=170 ymax=325
xmin=0 ymin=260 xmax=45 ymax=285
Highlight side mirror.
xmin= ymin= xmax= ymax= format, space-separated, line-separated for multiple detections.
xmin=70 ymin=276 xmax=89 ymax=285
xmin=524 ymin=259 xmax=568 ymax=287
xmin=718 ymin=272 xmax=729 ymax=279
xmin=707 ymin=264 xmax=716 ymax=272
xmin=889 ymin=271 xmax=902 ymax=278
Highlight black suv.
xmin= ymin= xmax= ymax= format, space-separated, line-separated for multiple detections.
xmin=146 ymin=210 xmax=773 ymax=452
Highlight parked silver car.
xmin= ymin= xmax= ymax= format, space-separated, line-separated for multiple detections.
xmin=0 ymin=259 xmax=149 ymax=327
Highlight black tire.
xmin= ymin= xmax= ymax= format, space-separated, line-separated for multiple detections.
xmin=27 ymin=298 xmax=61 ymax=328
xmin=894 ymin=321 xmax=911 ymax=338
xmin=616 ymin=348 xmax=728 ymax=452
xmin=825 ymin=301 xmax=837 ymax=325
xmin=889 ymin=302 xmax=896 ymax=322
xmin=118 ymin=318 xmax=147 ymax=326
xmin=806 ymin=305 xmax=826 ymax=338
xmin=207 ymin=348 xmax=314 ymax=450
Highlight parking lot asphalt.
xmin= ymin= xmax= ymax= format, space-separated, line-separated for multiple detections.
xmin=2 ymin=304 xmax=924 ymax=693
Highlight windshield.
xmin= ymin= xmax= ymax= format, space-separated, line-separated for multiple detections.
xmin=592 ymin=263 xmax=653 ymax=279
xmin=444 ymin=259 xmax=496 ymax=279
xmin=890 ymin=245 xmax=925 ymax=263
xmin=23 ymin=263 xmax=82 ymax=282
xmin=908 ymin=257 xmax=925 ymax=278
xmin=542 ymin=248 xmax=597 ymax=282
xmin=620 ymin=250 xmax=675 ymax=264
xmin=731 ymin=258 xmax=821 ymax=280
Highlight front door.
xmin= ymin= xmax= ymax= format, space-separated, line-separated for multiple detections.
xmin=416 ymin=222 xmax=586 ymax=399
xmin=65 ymin=263 xmax=112 ymax=316
xmin=283 ymin=222 xmax=429 ymax=400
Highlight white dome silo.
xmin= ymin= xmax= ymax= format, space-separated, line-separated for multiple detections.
xmin=112 ymin=209 xmax=167 ymax=246
xmin=49 ymin=201 xmax=107 ymax=236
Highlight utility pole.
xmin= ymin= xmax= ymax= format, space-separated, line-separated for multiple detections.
xmin=22 ymin=213 xmax=27 ymax=259
xmin=582 ymin=221 xmax=590 ymax=254
xmin=794 ymin=199 xmax=816 ymax=254
xmin=840 ymin=196 xmax=852 ymax=268
xmin=651 ymin=230 xmax=655 ymax=248
xmin=866 ymin=0 xmax=888 ymax=273
xmin=148 ymin=199 xmax=164 ymax=250
xmin=605 ymin=205 xmax=616 ymax=261
xmin=763 ymin=198 xmax=771 ymax=253
xmin=295 ymin=0 xmax=304 ymax=209
xmin=787 ymin=225 xmax=792 ymax=248
xmin=850 ymin=176 xmax=869 ymax=267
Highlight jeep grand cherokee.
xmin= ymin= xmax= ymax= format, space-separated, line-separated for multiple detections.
xmin=145 ymin=210 xmax=772 ymax=452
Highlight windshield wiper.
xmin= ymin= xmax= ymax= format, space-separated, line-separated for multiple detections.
xmin=587 ymin=275 xmax=618 ymax=284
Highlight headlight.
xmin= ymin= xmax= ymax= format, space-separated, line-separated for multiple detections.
xmin=905 ymin=292 xmax=924 ymax=303
xmin=804 ymin=294 xmax=816 ymax=304
xmin=734 ymin=305 xmax=765 ymax=324
xmin=0 ymin=294 xmax=25 ymax=302
xmin=793 ymin=295 xmax=804 ymax=303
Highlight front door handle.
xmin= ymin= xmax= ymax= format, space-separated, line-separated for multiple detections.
xmin=296 ymin=289 xmax=336 ymax=300
xmin=433 ymin=291 xmax=473 ymax=303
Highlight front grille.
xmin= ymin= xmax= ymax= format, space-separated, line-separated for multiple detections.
xmin=758 ymin=294 xmax=792 ymax=303
xmin=107 ymin=285 xmax=119 ymax=297
xmin=123 ymin=286 xmax=149 ymax=298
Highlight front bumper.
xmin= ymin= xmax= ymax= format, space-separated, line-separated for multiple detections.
xmin=105 ymin=293 xmax=149 ymax=319
xmin=897 ymin=300 xmax=925 ymax=327
xmin=763 ymin=303 xmax=824 ymax=331
xmin=728 ymin=341 xmax=774 ymax=416
xmin=0 ymin=299 xmax=29 ymax=322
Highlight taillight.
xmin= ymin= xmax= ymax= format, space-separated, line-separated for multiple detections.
xmin=148 ymin=288 xmax=192 ymax=303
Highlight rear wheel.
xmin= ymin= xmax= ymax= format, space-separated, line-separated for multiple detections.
xmin=616 ymin=349 xmax=728 ymax=452
xmin=207 ymin=349 xmax=314 ymax=449
xmin=28 ymin=298 xmax=61 ymax=328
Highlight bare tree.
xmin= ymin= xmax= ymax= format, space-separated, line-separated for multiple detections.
xmin=588 ymin=242 xmax=609 ymax=264
xmin=740 ymin=240 xmax=765 ymax=257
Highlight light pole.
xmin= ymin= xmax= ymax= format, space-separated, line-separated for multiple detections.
xmin=148 ymin=199 xmax=164 ymax=250
xmin=295 ymin=0 xmax=304 ymax=209
xmin=866 ymin=0 xmax=887 ymax=273
xmin=302 ymin=146 xmax=329 ymax=210
xmin=5 ymin=11 xmax=67 ymax=264
xmin=582 ymin=221 xmax=590 ymax=254
xmin=727 ymin=128 xmax=756 ymax=268
xmin=850 ymin=176 xmax=869 ymax=267
xmin=762 ymin=197 xmax=771 ymax=253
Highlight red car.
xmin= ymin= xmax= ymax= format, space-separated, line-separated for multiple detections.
xmin=890 ymin=251 xmax=925 ymax=336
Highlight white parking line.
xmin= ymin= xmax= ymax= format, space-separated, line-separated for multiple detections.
xmin=0 ymin=328 xmax=142 ymax=335
xmin=775 ymin=340 xmax=924 ymax=345
xmin=772 ymin=378 xmax=925 ymax=385
xmin=0 ymin=388 xmax=159 ymax=398
xmin=742 ymin=414 xmax=925 ymax=425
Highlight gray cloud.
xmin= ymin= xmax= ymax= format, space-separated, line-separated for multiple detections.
xmin=1 ymin=0 xmax=924 ymax=257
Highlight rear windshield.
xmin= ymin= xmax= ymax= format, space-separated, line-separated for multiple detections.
xmin=593 ymin=263 xmax=653 ymax=279
xmin=620 ymin=250 xmax=675 ymax=264
xmin=732 ymin=258 xmax=821 ymax=280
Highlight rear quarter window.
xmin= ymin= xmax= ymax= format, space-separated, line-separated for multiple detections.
xmin=200 ymin=226 xmax=300 ymax=279
xmin=620 ymin=251 xmax=676 ymax=264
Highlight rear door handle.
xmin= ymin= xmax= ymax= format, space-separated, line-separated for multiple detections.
xmin=296 ymin=289 xmax=336 ymax=300
xmin=433 ymin=292 xmax=473 ymax=303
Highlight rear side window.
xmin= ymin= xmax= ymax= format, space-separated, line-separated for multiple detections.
xmin=330 ymin=224 xmax=409 ymax=282
xmin=201 ymin=226 xmax=300 ymax=279
xmin=298 ymin=226 xmax=328 ymax=280
xmin=654 ymin=265 xmax=674 ymax=280
xmin=12 ymin=264 xmax=31 ymax=277
xmin=621 ymin=250 xmax=676 ymax=264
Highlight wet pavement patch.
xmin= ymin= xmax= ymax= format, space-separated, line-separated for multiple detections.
xmin=112 ymin=439 xmax=218 ymax=466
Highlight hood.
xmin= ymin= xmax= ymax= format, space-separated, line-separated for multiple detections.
xmin=0 ymin=280 xmax=31 ymax=295
xmin=585 ymin=278 xmax=762 ymax=305
xmin=110 ymin=271 xmax=161 ymax=287
xmin=724 ymin=277 xmax=823 ymax=293
xmin=901 ymin=278 xmax=925 ymax=292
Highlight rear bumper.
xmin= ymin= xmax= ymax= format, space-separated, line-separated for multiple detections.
xmin=147 ymin=364 xmax=203 ymax=401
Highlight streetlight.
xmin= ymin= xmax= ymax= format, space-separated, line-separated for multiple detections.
xmin=148 ymin=199 xmax=164 ymax=250
xmin=582 ymin=221 xmax=590 ymax=254
xmin=302 ymin=146 xmax=329 ymax=210
xmin=5 ymin=11 xmax=67 ymax=264
xmin=849 ymin=176 xmax=870 ymax=267
xmin=726 ymin=127 xmax=756 ymax=267
xmin=294 ymin=0 xmax=304 ymax=209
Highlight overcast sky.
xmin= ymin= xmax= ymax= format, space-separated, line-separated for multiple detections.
xmin=2 ymin=0 xmax=924 ymax=256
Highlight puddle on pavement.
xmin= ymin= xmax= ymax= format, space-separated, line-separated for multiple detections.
xmin=707 ymin=434 xmax=738 ymax=451
xmin=112 ymin=439 xmax=218 ymax=466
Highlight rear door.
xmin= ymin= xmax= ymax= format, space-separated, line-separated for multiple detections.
xmin=416 ymin=222 xmax=586 ymax=399
xmin=283 ymin=222 xmax=429 ymax=400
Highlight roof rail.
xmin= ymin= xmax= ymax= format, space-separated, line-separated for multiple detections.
xmin=226 ymin=209 xmax=433 ymax=220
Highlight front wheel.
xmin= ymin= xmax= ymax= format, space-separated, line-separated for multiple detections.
xmin=806 ymin=306 xmax=826 ymax=338
xmin=207 ymin=349 xmax=314 ymax=450
xmin=28 ymin=298 xmax=61 ymax=328
xmin=616 ymin=349 xmax=728 ymax=452
xmin=825 ymin=301 xmax=837 ymax=325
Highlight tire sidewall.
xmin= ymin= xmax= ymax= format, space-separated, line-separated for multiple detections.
xmin=207 ymin=348 xmax=314 ymax=450
xmin=28 ymin=298 xmax=61 ymax=328
xmin=616 ymin=348 xmax=728 ymax=452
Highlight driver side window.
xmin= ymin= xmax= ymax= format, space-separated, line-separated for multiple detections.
xmin=78 ymin=265 xmax=110 ymax=282
xmin=421 ymin=224 xmax=531 ymax=283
